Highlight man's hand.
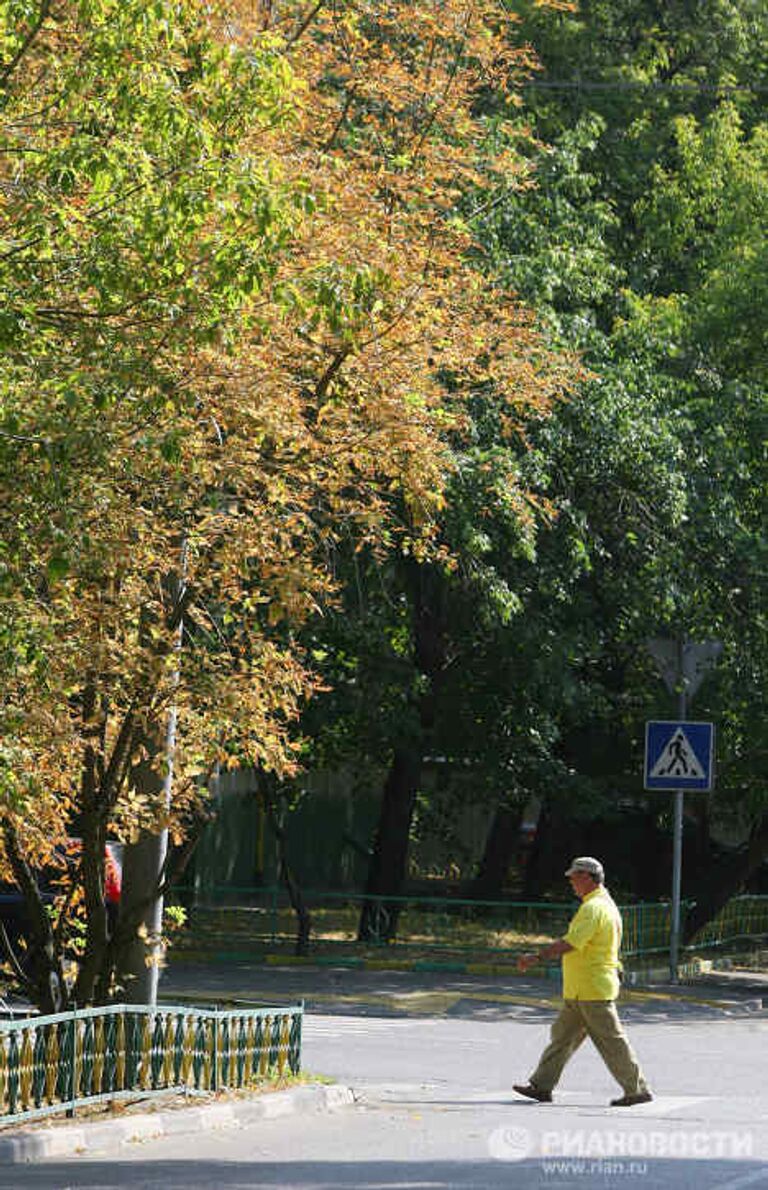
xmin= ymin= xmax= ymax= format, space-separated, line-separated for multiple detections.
xmin=517 ymin=952 xmax=539 ymax=973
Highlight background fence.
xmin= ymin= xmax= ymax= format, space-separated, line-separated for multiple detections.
xmin=688 ymin=895 xmax=768 ymax=949
xmin=175 ymin=888 xmax=768 ymax=961
xmin=0 ymin=1001 xmax=302 ymax=1126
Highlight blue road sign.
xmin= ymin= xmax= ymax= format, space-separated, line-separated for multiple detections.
xmin=644 ymin=721 xmax=714 ymax=791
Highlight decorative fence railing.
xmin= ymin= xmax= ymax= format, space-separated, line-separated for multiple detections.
xmin=688 ymin=895 xmax=768 ymax=949
xmin=0 ymin=1001 xmax=302 ymax=1127
xmin=177 ymin=887 xmax=768 ymax=961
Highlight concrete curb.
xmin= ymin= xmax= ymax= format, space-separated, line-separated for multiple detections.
xmin=0 ymin=1083 xmax=355 ymax=1164
xmin=171 ymin=949 xmax=745 ymax=982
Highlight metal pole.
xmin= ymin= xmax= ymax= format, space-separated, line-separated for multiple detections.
xmin=669 ymin=635 xmax=687 ymax=983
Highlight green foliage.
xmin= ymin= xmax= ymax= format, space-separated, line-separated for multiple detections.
xmin=296 ymin=0 xmax=768 ymax=895
xmin=471 ymin=115 xmax=622 ymax=346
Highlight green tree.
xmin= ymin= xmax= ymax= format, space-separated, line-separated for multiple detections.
xmin=491 ymin=3 xmax=768 ymax=911
xmin=0 ymin=0 xmax=569 ymax=1006
xmin=0 ymin=0 xmax=312 ymax=1009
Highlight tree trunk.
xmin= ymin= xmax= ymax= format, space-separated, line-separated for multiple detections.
xmin=358 ymin=560 xmax=448 ymax=942
xmin=2 ymin=825 xmax=67 ymax=1013
xmin=263 ymin=784 xmax=312 ymax=956
xmin=358 ymin=747 xmax=422 ymax=942
xmin=117 ymin=718 xmax=172 ymax=1005
xmin=70 ymin=677 xmax=111 ymax=1006
xmin=683 ymin=814 xmax=768 ymax=944
xmin=72 ymin=809 xmax=109 ymax=1005
xmin=117 ymin=561 xmax=184 ymax=1005
xmin=470 ymin=803 xmax=522 ymax=901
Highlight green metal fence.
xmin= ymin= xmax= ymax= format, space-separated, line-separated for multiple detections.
xmin=178 ymin=887 xmax=577 ymax=958
xmin=621 ymin=901 xmax=674 ymax=957
xmin=688 ymin=895 xmax=768 ymax=949
xmin=178 ymin=887 xmax=768 ymax=960
xmin=0 ymin=1001 xmax=303 ymax=1126
xmin=176 ymin=887 xmax=670 ymax=958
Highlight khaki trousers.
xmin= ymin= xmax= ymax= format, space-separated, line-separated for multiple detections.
xmin=529 ymin=999 xmax=649 ymax=1096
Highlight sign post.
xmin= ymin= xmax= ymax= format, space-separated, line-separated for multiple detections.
xmin=645 ymin=636 xmax=720 ymax=983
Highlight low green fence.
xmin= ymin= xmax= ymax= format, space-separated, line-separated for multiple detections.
xmin=178 ymin=887 xmax=669 ymax=957
xmin=621 ymin=901 xmax=674 ymax=957
xmin=0 ymin=1001 xmax=302 ymax=1126
xmin=179 ymin=887 xmax=768 ymax=960
xmin=689 ymin=895 xmax=768 ymax=949
xmin=180 ymin=887 xmax=576 ymax=957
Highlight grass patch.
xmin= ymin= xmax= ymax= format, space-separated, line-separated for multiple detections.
xmin=187 ymin=902 xmax=568 ymax=959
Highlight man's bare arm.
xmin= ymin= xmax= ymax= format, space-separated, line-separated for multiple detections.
xmin=517 ymin=938 xmax=574 ymax=972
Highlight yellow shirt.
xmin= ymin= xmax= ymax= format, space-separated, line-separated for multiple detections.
xmin=561 ymin=886 xmax=622 ymax=1000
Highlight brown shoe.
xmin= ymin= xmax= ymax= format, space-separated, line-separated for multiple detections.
xmin=513 ymin=1083 xmax=552 ymax=1103
xmin=610 ymin=1091 xmax=653 ymax=1107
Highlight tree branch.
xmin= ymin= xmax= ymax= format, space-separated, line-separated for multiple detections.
xmin=287 ymin=1 xmax=325 ymax=47
xmin=315 ymin=348 xmax=350 ymax=402
xmin=0 ymin=0 xmax=52 ymax=90
xmin=0 ymin=918 xmax=33 ymax=995
xmin=1 ymin=823 xmax=65 ymax=1012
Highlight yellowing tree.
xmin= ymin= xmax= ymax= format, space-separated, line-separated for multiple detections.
xmin=0 ymin=0 xmax=570 ymax=1008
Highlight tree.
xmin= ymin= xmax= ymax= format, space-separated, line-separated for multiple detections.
xmin=0 ymin=0 xmax=317 ymax=1009
xmin=233 ymin=0 xmax=581 ymax=937
xmin=263 ymin=0 xmax=768 ymax=930
xmin=0 ymin=0 xmax=568 ymax=1006
xmin=627 ymin=106 xmax=768 ymax=926
xmin=485 ymin=3 xmax=768 ymax=912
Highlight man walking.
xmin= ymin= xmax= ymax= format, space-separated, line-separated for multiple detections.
xmin=513 ymin=856 xmax=652 ymax=1107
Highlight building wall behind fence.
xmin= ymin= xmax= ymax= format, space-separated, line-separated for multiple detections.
xmin=189 ymin=767 xmax=499 ymax=898
xmin=191 ymin=768 xmax=383 ymax=897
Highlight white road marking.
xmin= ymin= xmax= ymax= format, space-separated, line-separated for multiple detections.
xmin=527 ymin=1093 xmax=712 ymax=1113
xmin=608 ymin=1095 xmax=709 ymax=1114
xmin=305 ymin=1016 xmax=436 ymax=1034
xmin=714 ymin=1169 xmax=768 ymax=1189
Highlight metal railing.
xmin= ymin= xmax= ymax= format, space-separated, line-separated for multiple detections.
xmin=179 ymin=887 xmax=574 ymax=956
xmin=0 ymin=1001 xmax=302 ymax=1126
xmin=176 ymin=887 xmax=673 ymax=957
xmin=177 ymin=887 xmax=768 ymax=960
xmin=621 ymin=901 xmax=674 ymax=957
xmin=688 ymin=895 xmax=768 ymax=949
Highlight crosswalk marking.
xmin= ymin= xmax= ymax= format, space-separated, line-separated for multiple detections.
xmin=714 ymin=1169 xmax=768 ymax=1190
xmin=305 ymin=1016 xmax=433 ymax=1036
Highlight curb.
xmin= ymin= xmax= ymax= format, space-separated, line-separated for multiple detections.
xmin=622 ymin=987 xmax=764 ymax=1014
xmin=175 ymin=952 xmax=569 ymax=977
xmin=170 ymin=950 xmax=760 ymax=994
xmin=172 ymin=949 xmax=743 ymax=981
xmin=0 ymin=1083 xmax=355 ymax=1165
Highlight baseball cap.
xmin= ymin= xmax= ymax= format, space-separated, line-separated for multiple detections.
xmin=565 ymin=856 xmax=604 ymax=881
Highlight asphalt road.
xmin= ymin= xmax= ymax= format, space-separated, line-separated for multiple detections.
xmin=3 ymin=970 xmax=768 ymax=1190
xmin=157 ymin=958 xmax=768 ymax=1022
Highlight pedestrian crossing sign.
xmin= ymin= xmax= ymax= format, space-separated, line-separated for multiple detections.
xmin=644 ymin=721 xmax=714 ymax=791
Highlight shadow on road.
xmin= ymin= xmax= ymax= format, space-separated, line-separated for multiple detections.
xmin=2 ymin=1156 xmax=766 ymax=1189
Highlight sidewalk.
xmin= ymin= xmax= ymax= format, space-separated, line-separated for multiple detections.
xmin=0 ymin=1083 xmax=355 ymax=1165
